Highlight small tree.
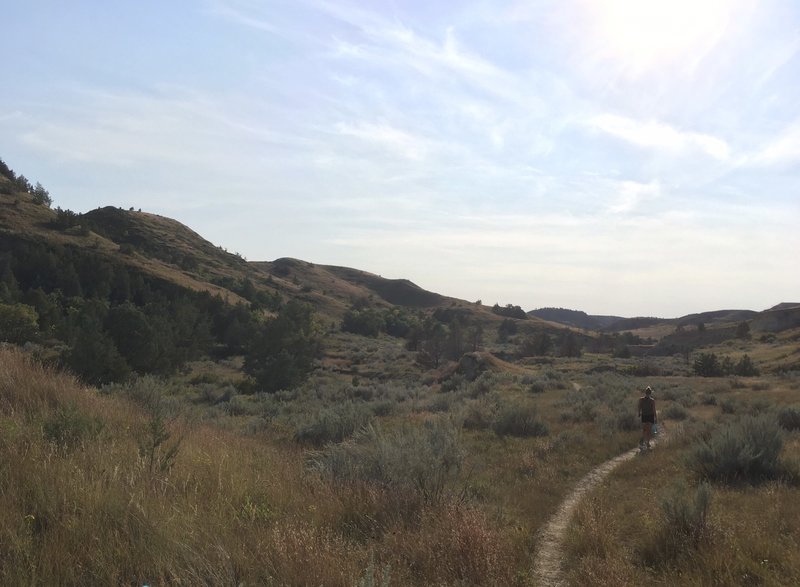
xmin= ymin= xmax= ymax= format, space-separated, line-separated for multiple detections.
xmin=31 ymin=182 xmax=52 ymax=207
xmin=496 ymin=318 xmax=517 ymax=343
xmin=693 ymin=352 xmax=722 ymax=377
xmin=558 ymin=330 xmax=581 ymax=358
xmin=733 ymin=354 xmax=759 ymax=376
xmin=735 ymin=321 xmax=751 ymax=339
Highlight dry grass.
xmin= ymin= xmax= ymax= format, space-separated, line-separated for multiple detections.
xmin=4 ymin=338 xmax=800 ymax=585
xmin=0 ymin=348 xmax=542 ymax=585
xmin=563 ymin=411 xmax=800 ymax=586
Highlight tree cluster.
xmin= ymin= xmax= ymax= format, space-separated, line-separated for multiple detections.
xmin=0 ymin=233 xmax=320 ymax=389
xmin=341 ymin=301 xmax=415 ymax=338
xmin=693 ymin=352 xmax=759 ymax=377
xmin=406 ymin=314 xmax=484 ymax=368
xmin=0 ymin=157 xmax=51 ymax=206
xmin=491 ymin=303 xmax=527 ymax=320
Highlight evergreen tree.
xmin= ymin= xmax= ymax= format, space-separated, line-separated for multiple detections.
xmin=244 ymin=301 xmax=321 ymax=393
xmin=0 ymin=303 xmax=39 ymax=343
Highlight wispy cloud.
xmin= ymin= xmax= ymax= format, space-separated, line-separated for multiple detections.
xmin=334 ymin=121 xmax=430 ymax=160
xmin=749 ymin=121 xmax=800 ymax=167
xmin=589 ymin=113 xmax=730 ymax=160
xmin=607 ymin=180 xmax=661 ymax=214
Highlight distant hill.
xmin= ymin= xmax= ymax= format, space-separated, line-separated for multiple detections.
xmin=768 ymin=302 xmax=800 ymax=311
xmin=527 ymin=308 xmax=624 ymax=330
xmin=1 ymin=156 xmax=795 ymax=365
xmin=674 ymin=309 xmax=758 ymax=327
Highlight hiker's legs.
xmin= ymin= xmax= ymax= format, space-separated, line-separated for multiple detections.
xmin=643 ymin=422 xmax=652 ymax=447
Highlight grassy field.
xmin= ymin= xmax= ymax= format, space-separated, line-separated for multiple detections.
xmin=2 ymin=322 xmax=800 ymax=585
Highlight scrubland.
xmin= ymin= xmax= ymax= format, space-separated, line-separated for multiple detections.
xmin=2 ymin=328 xmax=800 ymax=585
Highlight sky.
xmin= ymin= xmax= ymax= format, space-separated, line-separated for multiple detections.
xmin=1 ymin=0 xmax=799 ymax=318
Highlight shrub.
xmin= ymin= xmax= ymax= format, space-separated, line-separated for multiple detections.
xmin=424 ymin=393 xmax=454 ymax=414
xmin=641 ymin=482 xmax=712 ymax=566
xmin=466 ymin=371 xmax=495 ymax=398
xmin=461 ymin=401 xmax=493 ymax=431
xmin=492 ymin=402 xmax=549 ymax=437
xmin=309 ymin=418 xmax=463 ymax=503
xmin=777 ymin=406 xmax=800 ymax=431
xmin=700 ymin=394 xmax=717 ymax=406
xmin=688 ymin=415 xmax=784 ymax=483
xmin=601 ymin=407 xmax=639 ymax=434
xmin=293 ymin=402 xmax=372 ymax=446
xmin=663 ymin=404 xmax=689 ymax=421
xmin=720 ymin=398 xmax=737 ymax=414
xmin=43 ymin=403 xmax=105 ymax=449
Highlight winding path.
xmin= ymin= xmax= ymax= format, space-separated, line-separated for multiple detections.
xmin=532 ymin=430 xmax=667 ymax=586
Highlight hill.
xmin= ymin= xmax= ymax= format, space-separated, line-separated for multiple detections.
xmin=528 ymin=307 xmax=624 ymax=330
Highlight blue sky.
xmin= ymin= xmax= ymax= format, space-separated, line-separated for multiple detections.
xmin=2 ymin=0 xmax=798 ymax=317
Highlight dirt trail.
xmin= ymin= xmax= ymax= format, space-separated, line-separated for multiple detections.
xmin=532 ymin=430 xmax=667 ymax=586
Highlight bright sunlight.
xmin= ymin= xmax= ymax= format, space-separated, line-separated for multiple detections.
xmin=589 ymin=0 xmax=735 ymax=72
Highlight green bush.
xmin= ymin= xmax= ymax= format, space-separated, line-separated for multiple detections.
xmin=309 ymin=418 xmax=463 ymax=503
xmin=720 ymin=398 xmax=737 ymax=414
xmin=461 ymin=401 xmax=493 ymax=431
xmin=293 ymin=402 xmax=373 ymax=446
xmin=641 ymin=482 xmax=712 ymax=566
xmin=688 ymin=415 xmax=784 ymax=483
xmin=492 ymin=402 xmax=549 ymax=437
xmin=43 ymin=404 xmax=105 ymax=449
xmin=663 ymin=404 xmax=689 ymax=421
xmin=600 ymin=406 xmax=639 ymax=434
xmin=777 ymin=406 xmax=800 ymax=431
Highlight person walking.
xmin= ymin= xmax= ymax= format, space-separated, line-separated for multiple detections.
xmin=637 ymin=386 xmax=657 ymax=451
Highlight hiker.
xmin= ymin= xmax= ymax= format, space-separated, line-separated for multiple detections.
xmin=637 ymin=386 xmax=657 ymax=450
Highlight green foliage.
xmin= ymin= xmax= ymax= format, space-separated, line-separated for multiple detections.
xmin=736 ymin=321 xmax=751 ymax=339
xmin=733 ymin=354 xmax=759 ymax=376
xmin=689 ymin=415 xmax=784 ymax=483
xmin=410 ymin=316 xmax=447 ymax=368
xmin=0 ymin=157 xmax=14 ymax=180
xmin=641 ymin=482 xmax=712 ymax=566
xmin=31 ymin=182 xmax=52 ymax=207
xmin=492 ymin=401 xmax=549 ymax=437
xmin=694 ymin=352 xmax=759 ymax=377
xmin=496 ymin=318 xmax=517 ymax=343
xmin=139 ymin=411 xmax=181 ymax=475
xmin=518 ymin=332 xmax=552 ymax=357
xmin=600 ymin=406 xmax=639 ymax=433
xmin=43 ymin=403 xmax=105 ymax=449
xmin=63 ymin=305 xmax=131 ymax=385
xmin=105 ymin=303 xmax=158 ymax=372
xmin=558 ymin=330 xmax=582 ymax=358
xmin=244 ymin=301 xmax=322 ymax=393
xmin=663 ymin=403 xmax=689 ymax=421
xmin=777 ymin=406 xmax=800 ymax=431
xmin=310 ymin=418 xmax=464 ymax=503
xmin=51 ymin=207 xmax=85 ymax=232
xmin=293 ymin=402 xmax=373 ymax=446
xmin=342 ymin=305 xmax=386 ymax=337
xmin=0 ymin=302 xmax=39 ymax=343
xmin=491 ymin=303 xmax=527 ymax=319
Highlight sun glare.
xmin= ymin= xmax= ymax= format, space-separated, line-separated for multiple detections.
xmin=590 ymin=0 xmax=733 ymax=71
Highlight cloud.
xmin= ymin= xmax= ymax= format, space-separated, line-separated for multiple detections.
xmin=334 ymin=121 xmax=430 ymax=160
xmin=589 ymin=113 xmax=730 ymax=160
xmin=607 ymin=180 xmax=661 ymax=214
xmin=749 ymin=121 xmax=800 ymax=167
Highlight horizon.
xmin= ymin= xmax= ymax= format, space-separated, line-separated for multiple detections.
xmin=2 ymin=1 xmax=798 ymax=317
